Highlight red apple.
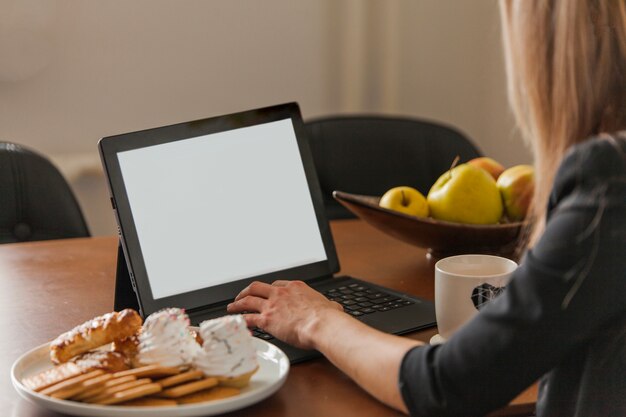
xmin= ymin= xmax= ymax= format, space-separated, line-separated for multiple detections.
xmin=496 ymin=165 xmax=534 ymax=221
xmin=468 ymin=157 xmax=505 ymax=180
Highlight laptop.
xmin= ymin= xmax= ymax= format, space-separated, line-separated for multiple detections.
xmin=98 ymin=102 xmax=436 ymax=363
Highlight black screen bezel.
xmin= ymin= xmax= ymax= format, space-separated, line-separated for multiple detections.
xmin=98 ymin=102 xmax=339 ymax=316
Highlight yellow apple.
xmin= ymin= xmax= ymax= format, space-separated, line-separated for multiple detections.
xmin=468 ymin=157 xmax=505 ymax=180
xmin=497 ymin=165 xmax=534 ymax=221
xmin=379 ymin=186 xmax=429 ymax=217
xmin=427 ymin=164 xmax=503 ymax=224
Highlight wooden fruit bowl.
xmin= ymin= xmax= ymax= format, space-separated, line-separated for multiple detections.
xmin=333 ymin=191 xmax=524 ymax=259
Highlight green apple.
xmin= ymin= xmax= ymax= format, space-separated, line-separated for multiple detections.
xmin=427 ymin=164 xmax=503 ymax=224
xmin=468 ymin=157 xmax=505 ymax=180
xmin=497 ymin=165 xmax=534 ymax=221
xmin=379 ymin=186 xmax=429 ymax=217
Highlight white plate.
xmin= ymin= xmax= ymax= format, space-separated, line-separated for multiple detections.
xmin=11 ymin=338 xmax=289 ymax=417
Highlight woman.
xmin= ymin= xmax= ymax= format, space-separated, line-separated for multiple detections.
xmin=228 ymin=1 xmax=626 ymax=416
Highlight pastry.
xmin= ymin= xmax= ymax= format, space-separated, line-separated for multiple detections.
xmin=71 ymin=350 xmax=130 ymax=373
xmin=23 ymin=309 xmax=255 ymax=408
xmin=189 ymin=328 xmax=204 ymax=346
xmin=50 ymin=309 xmax=142 ymax=364
xmin=111 ymin=332 xmax=141 ymax=366
xmin=136 ymin=308 xmax=200 ymax=367
xmin=194 ymin=315 xmax=258 ymax=388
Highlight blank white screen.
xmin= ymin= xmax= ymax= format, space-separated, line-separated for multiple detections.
xmin=117 ymin=119 xmax=327 ymax=299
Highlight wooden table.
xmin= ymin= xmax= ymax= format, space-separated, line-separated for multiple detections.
xmin=0 ymin=220 xmax=537 ymax=416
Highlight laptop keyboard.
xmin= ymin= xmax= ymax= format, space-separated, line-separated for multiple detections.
xmin=324 ymin=282 xmax=415 ymax=316
xmin=252 ymin=282 xmax=415 ymax=341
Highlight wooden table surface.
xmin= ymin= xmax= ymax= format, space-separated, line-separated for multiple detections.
xmin=0 ymin=219 xmax=537 ymax=416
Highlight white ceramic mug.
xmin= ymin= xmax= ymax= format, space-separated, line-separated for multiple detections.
xmin=435 ymin=254 xmax=517 ymax=341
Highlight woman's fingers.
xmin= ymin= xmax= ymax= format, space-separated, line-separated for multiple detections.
xmin=331 ymin=301 xmax=344 ymax=311
xmin=228 ymin=295 xmax=266 ymax=313
xmin=234 ymin=281 xmax=272 ymax=301
xmin=241 ymin=313 xmax=265 ymax=329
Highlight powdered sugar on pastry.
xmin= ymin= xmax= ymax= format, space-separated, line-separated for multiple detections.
xmin=194 ymin=315 xmax=257 ymax=378
xmin=50 ymin=309 xmax=142 ymax=364
xmin=136 ymin=308 xmax=200 ymax=367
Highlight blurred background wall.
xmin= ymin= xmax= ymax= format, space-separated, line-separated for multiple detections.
xmin=0 ymin=0 xmax=530 ymax=236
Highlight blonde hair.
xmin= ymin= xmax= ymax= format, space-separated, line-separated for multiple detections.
xmin=499 ymin=0 xmax=626 ymax=246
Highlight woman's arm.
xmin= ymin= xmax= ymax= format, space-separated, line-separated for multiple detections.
xmin=229 ymin=138 xmax=626 ymax=416
xmin=227 ymin=280 xmax=423 ymax=413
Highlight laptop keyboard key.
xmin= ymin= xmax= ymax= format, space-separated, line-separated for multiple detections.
xmin=367 ymin=293 xmax=384 ymax=300
xmin=321 ymin=281 xmax=417 ymax=320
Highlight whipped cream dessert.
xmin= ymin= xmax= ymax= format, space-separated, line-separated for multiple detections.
xmin=195 ymin=315 xmax=257 ymax=378
xmin=136 ymin=308 xmax=200 ymax=367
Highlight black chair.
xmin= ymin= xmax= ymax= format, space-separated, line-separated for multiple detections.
xmin=0 ymin=142 xmax=90 ymax=243
xmin=304 ymin=116 xmax=482 ymax=219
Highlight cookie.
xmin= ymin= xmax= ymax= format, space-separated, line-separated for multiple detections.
xmin=158 ymin=377 xmax=218 ymax=398
xmin=40 ymin=370 xmax=105 ymax=397
xmin=156 ymin=370 xmax=204 ymax=388
xmin=113 ymin=364 xmax=180 ymax=379
xmin=73 ymin=375 xmax=136 ymax=401
xmin=119 ymin=397 xmax=177 ymax=407
xmin=54 ymin=373 xmax=115 ymax=400
xmin=23 ymin=363 xmax=84 ymax=392
xmin=85 ymin=378 xmax=151 ymax=403
xmin=94 ymin=382 xmax=162 ymax=405
xmin=177 ymin=386 xmax=241 ymax=404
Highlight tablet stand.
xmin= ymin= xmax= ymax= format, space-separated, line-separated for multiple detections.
xmin=114 ymin=241 xmax=140 ymax=312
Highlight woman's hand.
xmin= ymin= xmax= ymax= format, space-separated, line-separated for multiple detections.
xmin=228 ymin=279 xmax=422 ymax=413
xmin=226 ymin=280 xmax=344 ymax=350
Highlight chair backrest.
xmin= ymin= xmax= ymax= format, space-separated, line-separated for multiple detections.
xmin=304 ymin=116 xmax=482 ymax=219
xmin=0 ymin=142 xmax=90 ymax=243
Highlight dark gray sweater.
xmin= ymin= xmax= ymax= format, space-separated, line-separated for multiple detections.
xmin=399 ymin=134 xmax=626 ymax=417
